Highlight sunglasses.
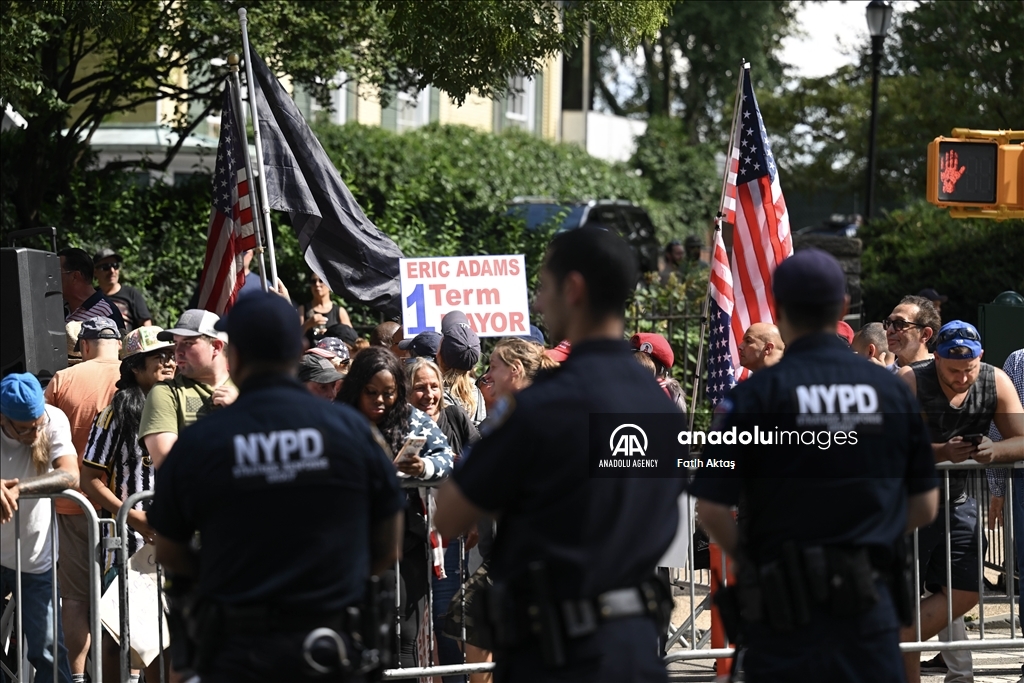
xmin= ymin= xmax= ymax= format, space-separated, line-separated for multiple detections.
xmin=2 ymin=412 xmax=50 ymax=437
xmin=476 ymin=375 xmax=494 ymax=388
xmin=882 ymin=318 xmax=923 ymax=332
xmin=96 ymin=262 xmax=121 ymax=272
xmin=148 ymin=350 xmax=176 ymax=365
xmin=935 ymin=326 xmax=981 ymax=345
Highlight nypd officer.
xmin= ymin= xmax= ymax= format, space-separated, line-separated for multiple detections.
xmin=691 ymin=249 xmax=940 ymax=683
xmin=436 ymin=227 xmax=687 ymax=682
xmin=149 ymin=291 xmax=405 ymax=682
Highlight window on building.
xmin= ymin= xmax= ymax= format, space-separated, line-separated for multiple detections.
xmin=505 ymin=75 xmax=535 ymax=131
xmin=397 ymin=87 xmax=431 ymax=132
xmin=308 ymin=72 xmax=349 ymax=125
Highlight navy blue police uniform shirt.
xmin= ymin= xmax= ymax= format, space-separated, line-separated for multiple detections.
xmin=690 ymin=333 xmax=938 ymax=565
xmin=453 ymin=338 xmax=688 ymax=599
xmin=149 ymin=374 xmax=405 ymax=613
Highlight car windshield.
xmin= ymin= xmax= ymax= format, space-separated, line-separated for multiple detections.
xmin=506 ymin=203 xmax=586 ymax=232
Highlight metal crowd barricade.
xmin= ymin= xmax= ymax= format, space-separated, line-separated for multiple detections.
xmin=664 ymin=460 xmax=1023 ymax=671
xmin=3 ymin=489 xmax=102 ymax=683
xmin=111 ymin=489 xmax=164 ymax=683
xmin=902 ymin=460 xmax=1021 ymax=657
xmin=94 ymin=461 xmax=1021 ymax=680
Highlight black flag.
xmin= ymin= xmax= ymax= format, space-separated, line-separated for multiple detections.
xmin=248 ymin=50 xmax=404 ymax=317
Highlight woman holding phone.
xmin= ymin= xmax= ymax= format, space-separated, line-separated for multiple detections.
xmin=407 ymin=358 xmax=479 ymax=680
xmin=338 ymin=347 xmax=454 ymax=667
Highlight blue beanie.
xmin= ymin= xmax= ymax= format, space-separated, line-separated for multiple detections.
xmin=1 ymin=373 xmax=46 ymax=422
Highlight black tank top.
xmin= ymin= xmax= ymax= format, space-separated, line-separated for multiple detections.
xmin=912 ymin=359 xmax=997 ymax=501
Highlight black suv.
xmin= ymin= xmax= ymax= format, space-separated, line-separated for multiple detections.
xmin=506 ymin=198 xmax=661 ymax=273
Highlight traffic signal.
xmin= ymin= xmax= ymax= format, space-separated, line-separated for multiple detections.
xmin=926 ymin=130 xmax=1023 ymax=220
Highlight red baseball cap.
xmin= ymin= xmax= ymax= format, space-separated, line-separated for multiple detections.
xmin=545 ymin=340 xmax=572 ymax=363
xmin=836 ymin=320 xmax=855 ymax=345
xmin=630 ymin=333 xmax=674 ymax=369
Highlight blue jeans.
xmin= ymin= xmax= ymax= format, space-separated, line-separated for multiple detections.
xmin=0 ymin=566 xmax=73 ymax=683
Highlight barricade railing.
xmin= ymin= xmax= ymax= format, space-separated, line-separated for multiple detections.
xmin=91 ymin=461 xmax=1021 ymax=680
xmin=3 ymin=489 xmax=101 ymax=683
xmin=664 ymin=460 xmax=1022 ymax=671
xmin=111 ymin=489 xmax=164 ymax=683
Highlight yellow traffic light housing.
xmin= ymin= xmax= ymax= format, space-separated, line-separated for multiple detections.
xmin=927 ymin=129 xmax=1023 ymax=220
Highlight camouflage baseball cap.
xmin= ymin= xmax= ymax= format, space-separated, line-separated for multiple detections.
xmin=121 ymin=326 xmax=175 ymax=359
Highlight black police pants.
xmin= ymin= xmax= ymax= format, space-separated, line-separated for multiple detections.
xmin=496 ymin=616 xmax=666 ymax=683
xmin=199 ymin=632 xmax=363 ymax=683
xmin=741 ymin=584 xmax=904 ymax=683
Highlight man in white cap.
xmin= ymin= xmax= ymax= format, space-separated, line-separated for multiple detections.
xmin=139 ymin=309 xmax=236 ymax=468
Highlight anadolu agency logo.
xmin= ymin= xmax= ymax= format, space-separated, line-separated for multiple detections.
xmin=609 ymin=423 xmax=648 ymax=457
xmin=598 ymin=423 xmax=661 ymax=470
xmin=589 ymin=414 xmax=688 ymax=478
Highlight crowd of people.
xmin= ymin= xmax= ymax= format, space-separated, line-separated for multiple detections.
xmin=1 ymin=235 xmax=1022 ymax=683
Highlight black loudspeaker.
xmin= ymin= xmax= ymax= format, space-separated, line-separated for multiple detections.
xmin=1 ymin=248 xmax=68 ymax=382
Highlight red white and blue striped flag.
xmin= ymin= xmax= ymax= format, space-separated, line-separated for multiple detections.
xmin=197 ymin=83 xmax=257 ymax=315
xmin=707 ymin=67 xmax=793 ymax=405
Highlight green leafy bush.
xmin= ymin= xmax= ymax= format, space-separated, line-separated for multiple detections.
xmin=859 ymin=201 xmax=1024 ymax=325
xmin=630 ymin=116 xmax=719 ymax=243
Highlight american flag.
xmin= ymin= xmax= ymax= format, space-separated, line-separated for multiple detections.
xmin=707 ymin=67 xmax=793 ymax=405
xmin=707 ymin=228 xmax=738 ymax=405
xmin=197 ymin=84 xmax=257 ymax=314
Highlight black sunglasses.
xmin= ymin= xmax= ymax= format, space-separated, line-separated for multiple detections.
xmin=96 ymin=262 xmax=121 ymax=272
xmin=935 ymin=326 xmax=981 ymax=345
xmin=882 ymin=318 xmax=923 ymax=332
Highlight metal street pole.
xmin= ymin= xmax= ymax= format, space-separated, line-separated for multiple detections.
xmin=864 ymin=0 xmax=892 ymax=222
xmin=865 ymin=34 xmax=883 ymax=222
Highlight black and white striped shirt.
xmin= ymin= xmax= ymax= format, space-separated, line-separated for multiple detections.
xmin=83 ymin=404 xmax=154 ymax=569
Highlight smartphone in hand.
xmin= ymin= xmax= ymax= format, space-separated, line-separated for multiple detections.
xmin=394 ymin=435 xmax=427 ymax=463
xmin=961 ymin=433 xmax=984 ymax=446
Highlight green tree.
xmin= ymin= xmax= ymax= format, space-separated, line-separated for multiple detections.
xmin=859 ymin=201 xmax=1023 ymax=325
xmin=760 ymin=0 xmax=1023 ymax=215
xmin=46 ymin=123 xmax=650 ymax=325
xmin=568 ymin=1 xmax=798 ymax=144
xmin=0 ymin=0 xmax=671 ymax=231
xmin=630 ymin=116 xmax=719 ymax=240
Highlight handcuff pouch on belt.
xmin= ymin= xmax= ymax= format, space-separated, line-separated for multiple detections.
xmin=481 ymin=560 xmax=673 ymax=668
xmin=173 ymin=575 xmax=396 ymax=680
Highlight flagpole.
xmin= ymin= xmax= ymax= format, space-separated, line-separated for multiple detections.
xmin=238 ymin=7 xmax=280 ymax=289
xmin=227 ymin=54 xmax=269 ymax=292
xmin=687 ymin=60 xmax=749 ymax=428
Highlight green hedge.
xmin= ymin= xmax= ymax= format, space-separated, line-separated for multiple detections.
xmin=859 ymin=201 xmax=1024 ymax=325
xmin=23 ymin=123 xmax=653 ymax=326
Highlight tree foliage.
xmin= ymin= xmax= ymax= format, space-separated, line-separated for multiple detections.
xmin=859 ymin=202 xmax=1023 ymax=326
xmin=17 ymin=123 xmax=648 ymax=326
xmin=630 ymin=116 xmax=719 ymax=239
xmin=761 ymin=0 xmax=1023 ymax=213
xmin=577 ymin=0 xmax=798 ymax=143
xmin=0 ymin=0 xmax=671 ymax=231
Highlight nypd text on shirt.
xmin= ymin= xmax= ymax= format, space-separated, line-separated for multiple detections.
xmin=233 ymin=428 xmax=329 ymax=483
xmin=794 ymin=383 xmax=884 ymax=431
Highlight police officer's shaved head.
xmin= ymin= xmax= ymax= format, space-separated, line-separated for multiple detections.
xmin=543 ymin=228 xmax=638 ymax=320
